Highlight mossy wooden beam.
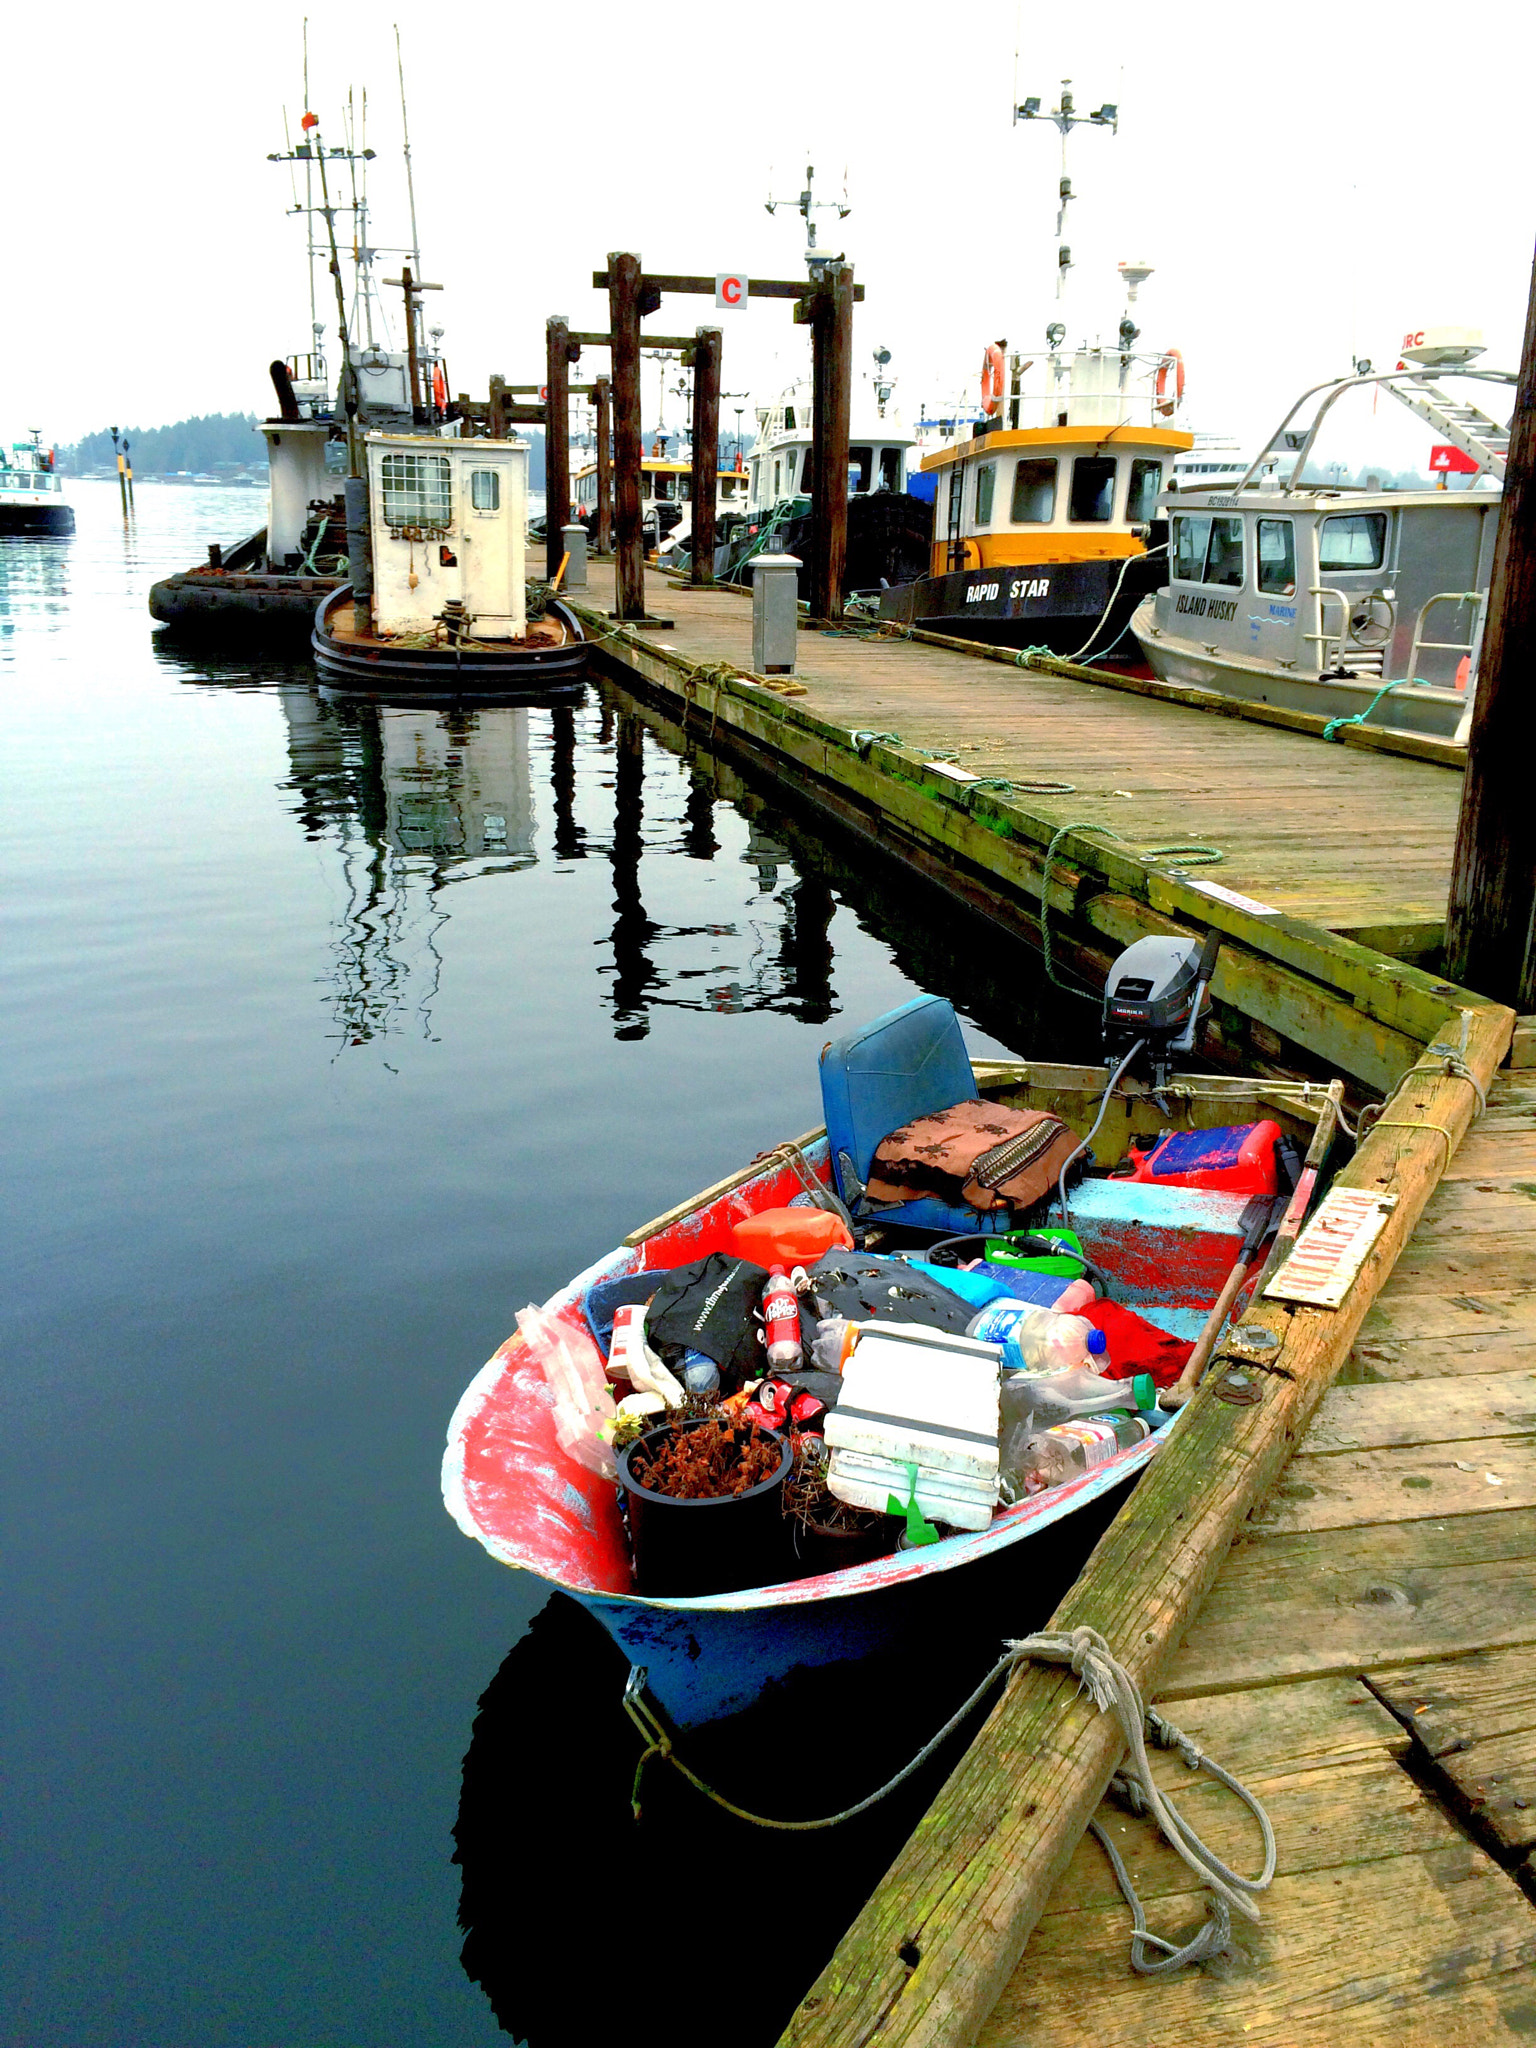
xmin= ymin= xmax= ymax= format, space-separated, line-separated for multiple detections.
xmin=574 ymin=614 xmax=1485 ymax=1078
xmin=777 ymin=999 xmax=1513 ymax=2048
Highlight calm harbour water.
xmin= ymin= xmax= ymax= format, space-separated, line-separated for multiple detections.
xmin=2 ymin=481 xmax=1084 ymax=2047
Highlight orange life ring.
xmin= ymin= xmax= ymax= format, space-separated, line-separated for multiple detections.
xmin=1155 ymin=349 xmax=1185 ymax=417
xmin=980 ymin=342 xmax=1006 ymax=417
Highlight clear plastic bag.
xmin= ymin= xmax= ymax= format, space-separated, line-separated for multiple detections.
xmin=516 ymin=1303 xmax=618 ymax=1479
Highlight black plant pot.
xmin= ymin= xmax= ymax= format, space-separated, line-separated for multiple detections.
xmin=618 ymin=1419 xmax=793 ymax=1598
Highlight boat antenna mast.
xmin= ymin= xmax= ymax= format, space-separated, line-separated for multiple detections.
xmin=1014 ymin=81 xmax=1118 ymax=410
xmin=269 ymin=107 xmax=376 ymax=462
xmin=395 ymin=25 xmax=426 ymax=371
xmin=765 ymin=161 xmax=850 ymax=279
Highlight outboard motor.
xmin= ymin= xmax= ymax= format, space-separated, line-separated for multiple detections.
xmin=1103 ymin=929 xmax=1222 ymax=1092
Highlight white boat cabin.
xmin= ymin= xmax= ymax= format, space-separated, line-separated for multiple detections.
xmin=745 ymin=380 xmax=916 ymax=519
xmin=366 ymin=433 xmax=530 ymax=640
xmin=1 ymin=439 xmax=67 ymax=501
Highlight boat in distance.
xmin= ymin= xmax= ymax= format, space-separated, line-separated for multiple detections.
xmin=0 ymin=433 xmax=74 ymax=537
xmin=442 ymin=1051 xmax=1328 ymax=1730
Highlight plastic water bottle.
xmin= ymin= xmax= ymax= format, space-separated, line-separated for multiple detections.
xmin=965 ymin=1300 xmax=1097 ymax=1371
xmin=1007 ymin=1414 xmax=1152 ymax=1498
xmin=680 ymin=1349 xmax=720 ymax=1396
xmin=763 ymin=1266 xmax=803 ymax=1370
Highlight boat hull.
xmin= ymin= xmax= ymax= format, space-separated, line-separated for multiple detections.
xmin=0 ymin=501 xmax=75 ymax=536
xmin=313 ymin=585 xmax=588 ymax=698
xmin=878 ymin=551 xmax=1167 ymax=656
xmin=1131 ymin=599 xmax=1470 ymax=740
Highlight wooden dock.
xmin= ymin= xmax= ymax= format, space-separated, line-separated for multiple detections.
xmin=979 ymin=1068 xmax=1536 ymax=2045
xmin=570 ymin=559 xmax=1536 ymax=2044
xmin=575 ymin=563 xmax=1462 ymax=938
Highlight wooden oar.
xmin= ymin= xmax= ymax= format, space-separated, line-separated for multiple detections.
xmin=1160 ymin=1194 xmax=1278 ymax=1409
xmin=1160 ymin=1080 xmax=1346 ymax=1408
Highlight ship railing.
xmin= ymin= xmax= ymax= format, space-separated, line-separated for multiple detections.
xmin=1404 ymin=589 xmax=1483 ymax=689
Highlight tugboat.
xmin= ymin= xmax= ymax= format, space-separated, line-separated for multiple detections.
xmin=878 ymin=86 xmax=1192 ymax=656
xmin=0 ymin=433 xmax=74 ymax=537
xmin=1132 ymin=328 xmax=1510 ymax=748
xmin=150 ymin=82 xmax=455 ymax=640
xmin=313 ymin=431 xmax=586 ymax=699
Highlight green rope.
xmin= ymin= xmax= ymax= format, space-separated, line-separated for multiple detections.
xmin=1014 ymin=644 xmax=1058 ymax=669
xmin=1038 ymin=824 xmax=1226 ymax=995
xmin=1041 ymin=822 xmax=1127 ymax=999
xmin=1140 ymin=844 xmax=1225 ymax=868
xmin=1321 ymin=676 xmax=1427 ymax=742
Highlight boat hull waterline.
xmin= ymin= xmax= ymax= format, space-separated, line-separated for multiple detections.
xmin=312 ymin=584 xmax=588 ymax=698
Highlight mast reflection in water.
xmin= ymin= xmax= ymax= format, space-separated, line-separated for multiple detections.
xmin=275 ymin=685 xmax=911 ymax=1052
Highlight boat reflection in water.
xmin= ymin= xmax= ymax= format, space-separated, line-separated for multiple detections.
xmin=267 ymin=683 xmax=883 ymax=1051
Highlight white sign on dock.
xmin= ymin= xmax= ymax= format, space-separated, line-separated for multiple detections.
xmin=715 ymin=273 xmax=749 ymax=308
xmin=1264 ymin=1187 xmax=1399 ymax=1308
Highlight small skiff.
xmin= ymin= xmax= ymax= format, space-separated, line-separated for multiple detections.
xmin=442 ymin=1060 xmax=1326 ymax=1729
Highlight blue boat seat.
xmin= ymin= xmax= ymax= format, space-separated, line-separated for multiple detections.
xmin=818 ymin=996 xmax=1015 ymax=1236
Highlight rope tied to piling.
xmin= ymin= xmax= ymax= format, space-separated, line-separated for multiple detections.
xmin=622 ymin=1624 xmax=1273 ymax=1978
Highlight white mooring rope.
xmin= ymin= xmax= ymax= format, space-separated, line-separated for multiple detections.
xmin=622 ymin=1623 xmax=1275 ymax=1976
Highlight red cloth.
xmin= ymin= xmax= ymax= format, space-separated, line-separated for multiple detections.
xmin=1081 ymin=1300 xmax=1193 ymax=1389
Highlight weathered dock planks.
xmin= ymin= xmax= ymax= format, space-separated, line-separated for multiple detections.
xmin=978 ymin=1070 xmax=1536 ymax=2043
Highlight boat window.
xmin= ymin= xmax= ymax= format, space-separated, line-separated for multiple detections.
xmin=773 ymin=462 xmax=781 ymax=498
xmin=679 ymin=478 xmax=691 ymax=501
xmin=470 ymin=470 xmax=500 ymax=512
xmin=947 ymin=463 xmax=964 ymax=532
xmin=1010 ymin=459 xmax=1057 ymax=523
xmin=1257 ymin=518 xmax=1296 ymax=595
xmin=785 ymin=406 xmax=796 ymax=429
xmin=1069 ymin=456 xmax=1117 ymax=522
xmin=880 ymin=448 xmax=903 ymax=492
xmin=1319 ymin=512 xmax=1387 ymax=572
xmin=849 ymin=447 xmax=873 ymax=493
xmin=799 ymin=448 xmax=814 ymax=497
xmin=655 ymin=473 xmax=673 ymax=501
xmin=1126 ymin=459 xmax=1163 ymax=523
xmin=1204 ymin=516 xmax=1245 ymax=586
xmin=1171 ymin=514 xmax=1210 ymax=580
xmin=974 ymin=461 xmax=997 ymax=525
xmin=784 ymin=450 xmax=797 ymax=487
xmin=381 ymin=451 xmax=451 ymax=528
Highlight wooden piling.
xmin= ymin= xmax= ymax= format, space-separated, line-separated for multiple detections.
xmin=1446 ymin=241 xmax=1536 ymax=1009
xmin=545 ymin=316 xmax=573 ymax=582
xmin=488 ymin=376 xmax=508 ymax=441
xmin=690 ymin=326 xmax=722 ymax=587
xmin=595 ymin=374 xmax=613 ymax=555
xmin=608 ymin=253 xmax=647 ymax=619
xmin=804 ymin=264 xmax=854 ymax=621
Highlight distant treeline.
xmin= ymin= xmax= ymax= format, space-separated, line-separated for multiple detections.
xmin=61 ymin=412 xmax=551 ymax=487
xmin=62 ymin=414 xmax=264 ymax=474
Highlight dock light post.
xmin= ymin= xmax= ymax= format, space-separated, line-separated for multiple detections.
xmin=110 ymin=426 xmax=128 ymax=519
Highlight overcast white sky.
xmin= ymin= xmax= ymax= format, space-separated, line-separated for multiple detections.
xmin=11 ymin=0 xmax=1535 ymax=467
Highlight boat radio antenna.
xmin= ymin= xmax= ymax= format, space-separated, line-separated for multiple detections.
xmin=766 ymin=161 xmax=850 ymax=280
xmin=1014 ymin=79 xmax=1118 ymax=302
xmin=395 ymin=26 xmax=423 ymax=279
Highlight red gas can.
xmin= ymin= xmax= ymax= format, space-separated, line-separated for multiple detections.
xmin=1126 ymin=1120 xmax=1282 ymax=1197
